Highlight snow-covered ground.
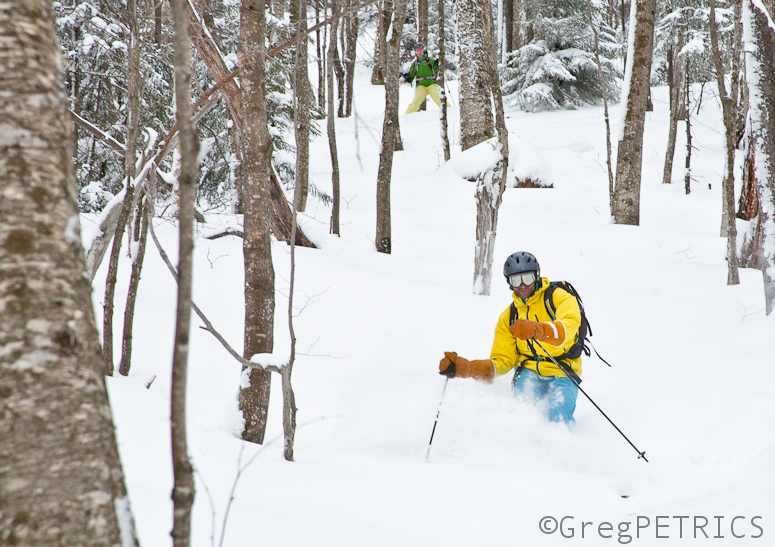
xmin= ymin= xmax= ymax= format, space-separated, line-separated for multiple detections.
xmin=87 ymin=61 xmax=775 ymax=546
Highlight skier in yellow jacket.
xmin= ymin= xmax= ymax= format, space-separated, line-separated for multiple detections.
xmin=439 ymin=252 xmax=583 ymax=423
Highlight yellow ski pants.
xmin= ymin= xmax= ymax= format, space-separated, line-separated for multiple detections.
xmin=406 ymin=84 xmax=442 ymax=113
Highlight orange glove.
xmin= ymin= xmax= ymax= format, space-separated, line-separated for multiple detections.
xmin=439 ymin=352 xmax=494 ymax=382
xmin=509 ymin=320 xmax=566 ymax=346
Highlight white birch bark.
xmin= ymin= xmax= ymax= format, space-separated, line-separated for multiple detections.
xmin=742 ymin=0 xmax=775 ymax=314
xmin=0 ymin=2 xmax=137 ymax=544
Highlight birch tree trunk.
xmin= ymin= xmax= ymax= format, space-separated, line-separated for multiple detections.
xmin=375 ymin=0 xmax=409 ymax=254
xmin=239 ymin=0 xmax=276 ymax=444
xmin=0 ymin=1 xmax=137 ymax=544
xmin=328 ymin=0 xmax=342 ymax=235
xmin=170 ymin=0 xmax=200 ymax=542
xmin=708 ymin=0 xmax=740 ymax=285
xmin=612 ymin=0 xmax=656 ymax=225
xmin=291 ymin=0 xmax=312 ymax=212
xmin=742 ymin=0 xmax=775 ymax=314
xmin=472 ymin=0 xmax=509 ymax=296
xmin=456 ymin=0 xmax=495 ymax=150
xmin=662 ymin=30 xmax=685 ymax=186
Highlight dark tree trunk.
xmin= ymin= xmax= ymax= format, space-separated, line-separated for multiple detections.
xmin=117 ymin=2 xmax=145 ymax=376
xmin=334 ymin=26 xmax=346 ymax=117
xmin=328 ymin=0 xmax=342 ymax=235
xmin=239 ymin=0 xmax=276 ymax=444
xmin=343 ymin=0 xmax=359 ymax=117
xmin=0 ymin=2 xmax=138 ymax=544
xmin=119 ymin=192 xmax=151 ymax=376
xmin=291 ymin=0 xmax=312 ymax=212
xmin=375 ymin=0 xmax=409 ymax=254
xmin=156 ymin=2 xmax=163 ymax=44
xmin=316 ymin=0 xmax=326 ymax=111
xmin=504 ymin=0 xmax=513 ymax=52
xmin=684 ymin=62 xmax=692 ymax=196
xmin=371 ymin=0 xmax=394 ymax=84
xmin=103 ymin=0 xmax=143 ymax=375
xmin=662 ymin=31 xmax=685 ymax=186
xmin=612 ymin=0 xmax=656 ymax=225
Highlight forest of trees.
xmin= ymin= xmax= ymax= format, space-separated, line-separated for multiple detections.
xmin=1 ymin=0 xmax=774 ymax=544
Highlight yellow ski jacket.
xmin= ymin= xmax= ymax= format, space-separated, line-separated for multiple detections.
xmin=490 ymin=277 xmax=583 ymax=378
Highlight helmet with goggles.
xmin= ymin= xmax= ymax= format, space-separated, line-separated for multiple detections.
xmin=503 ymin=251 xmax=540 ymax=290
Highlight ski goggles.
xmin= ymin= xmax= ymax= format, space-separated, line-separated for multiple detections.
xmin=507 ymin=271 xmax=537 ymax=287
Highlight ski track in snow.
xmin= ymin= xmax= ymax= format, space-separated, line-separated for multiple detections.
xmin=94 ymin=62 xmax=775 ymax=546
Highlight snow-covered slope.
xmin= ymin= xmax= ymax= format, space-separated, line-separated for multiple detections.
xmin=92 ymin=62 xmax=775 ymax=546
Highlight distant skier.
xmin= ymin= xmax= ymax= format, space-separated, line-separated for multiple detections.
xmin=438 ymin=252 xmax=583 ymax=423
xmin=400 ymin=43 xmax=442 ymax=113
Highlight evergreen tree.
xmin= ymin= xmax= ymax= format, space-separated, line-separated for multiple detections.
xmin=500 ymin=0 xmax=622 ymax=112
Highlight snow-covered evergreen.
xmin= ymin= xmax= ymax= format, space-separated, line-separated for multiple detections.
xmin=500 ymin=0 xmax=622 ymax=112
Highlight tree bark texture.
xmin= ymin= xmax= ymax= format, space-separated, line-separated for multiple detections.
xmin=239 ymin=0 xmax=276 ymax=444
xmin=0 ymin=2 xmax=137 ymax=545
xmin=170 ymin=0 xmax=200 ymax=542
xmin=511 ymin=0 xmax=530 ymax=50
xmin=371 ymin=0 xmax=394 ymax=85
xmin=334 ymin=27 xmax=346 ymax=117
xmin=375 ymin=0 xmax=409 ymax=254
xmin=328 ymin=0 xmax=342 ymax=235
xmin=291 ymin=0 xmax=312 ymax=212
xmin=504 ymin=0 xmax=513 ymax=52
xmin=662 ymin=31 xmax=685 ymax=186
xmin=472 ymin=0 xmax=509 ymax=296
xmin=117 ymin=2 xmax=147 ymax=376
xmin=317 ymin=2 xmax=327 ymax=111
xmin=742 ymin=0 xmax=775 ymax=314
xmin=456 ymin=0 xmax=495 ymax=151
xmin=103 ymin=1 xmax=143 ymax=376
xmin=612 ymin=0 xmax=656 ymax=225
xmin=343 ymin=1 xmax=359 ymax=117
xmin=684 ymin=63 xmax=692 ymax=196
xmin=119 ymin=193 xmax=151 ymax=376
xmin=439 ymin=0 xmax=451 ymax=161
xmin=708 ymin=0 xmax=740 ymax=284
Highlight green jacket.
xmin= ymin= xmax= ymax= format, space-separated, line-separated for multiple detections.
xmin=406 ymin=54 xmax=439 ymax=87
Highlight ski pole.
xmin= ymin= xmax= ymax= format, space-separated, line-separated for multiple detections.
xmin=425 ymin=377 xmax=449 ymax=461
xmin=533 ymin=340 xmax=648 ymax=463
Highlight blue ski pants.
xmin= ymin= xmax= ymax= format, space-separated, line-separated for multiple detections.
xmin=513 ymin=368 xmax=578 ymax=424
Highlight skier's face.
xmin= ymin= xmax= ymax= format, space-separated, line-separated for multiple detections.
xmin=513 ymin=281 xmax=536 ymax=300
xmin=415 ymin=48 xmax=424 ymax=57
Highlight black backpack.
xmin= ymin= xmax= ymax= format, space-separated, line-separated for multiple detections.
xmin=509 ymin=281 xmax=609 ymax=383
